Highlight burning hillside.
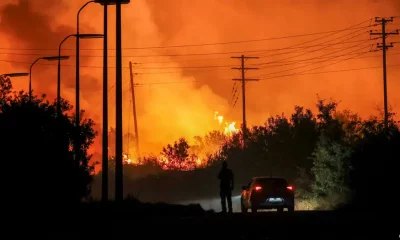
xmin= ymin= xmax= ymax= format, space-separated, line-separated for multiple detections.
xmin=122 ymin=111 xmax=239 ymax=170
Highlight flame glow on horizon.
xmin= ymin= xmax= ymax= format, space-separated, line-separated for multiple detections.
xmin=123 ymin=110 xmax=238 ymax=170
xmin=0 ymin=0 xmax=399 ymax=173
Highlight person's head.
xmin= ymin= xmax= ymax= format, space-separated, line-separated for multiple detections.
xmin=222 ymin=161 xmax=228 ymax=169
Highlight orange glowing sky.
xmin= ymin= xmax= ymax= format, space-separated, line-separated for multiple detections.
xmin=0 ymin=0 xmax=399 ymax=160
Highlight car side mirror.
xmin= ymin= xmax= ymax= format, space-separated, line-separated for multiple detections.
xmin=241 ymin=185 xmax=247 ymax=190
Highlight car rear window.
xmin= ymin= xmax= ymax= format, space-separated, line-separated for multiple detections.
xmin=255 ymin=178 xmax=287 ymax=188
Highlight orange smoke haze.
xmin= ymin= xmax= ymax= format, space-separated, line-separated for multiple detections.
xmin=1 ymin=0 xmax=399 ymax=168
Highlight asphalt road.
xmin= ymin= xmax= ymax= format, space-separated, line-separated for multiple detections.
xmin=178 ymin=195 xmax=243 ymax=212
xmin=45 ymin=208 xmax=397 ymax=240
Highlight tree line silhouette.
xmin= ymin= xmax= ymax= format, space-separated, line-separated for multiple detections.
xmin=0 ymin=75 xmax=96 ymax=212
xmin=2 ymin=74 xmax=398 ymax=211
xmin=95 ymin=97 xmax=399 ymax=211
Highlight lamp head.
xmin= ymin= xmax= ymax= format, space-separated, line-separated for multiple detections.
xmin=43 ymin=56 xmax=70 ymax=61
xmin=95 ymin=0 xmax=130 ymax=5
xmin=78 ymin=33 xmax=104 ymax=39
xmin=2 ymin=72 xmax=29 ymax=77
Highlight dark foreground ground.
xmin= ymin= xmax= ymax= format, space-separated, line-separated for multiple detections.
xmin=18 ymin=202 xmax=398 ymax=240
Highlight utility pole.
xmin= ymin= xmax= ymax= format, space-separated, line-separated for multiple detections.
xmin=370 ymin=17 xmax=399 ymax=130
xmin=115 ymin=1 xmax=123 ymax=201
xmin=231 ymin=55 xmax=259 ymax=142
xmin=101 ymin=1 xmax=108 ymax=202
xmin=129 ymin=61 xmax=140 ymax=158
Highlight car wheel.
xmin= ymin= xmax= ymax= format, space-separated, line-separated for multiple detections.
xmin=287 ymin=206 xmax=294 ymax=212
xmin=277 ymin=207 xmax=284 ymax=212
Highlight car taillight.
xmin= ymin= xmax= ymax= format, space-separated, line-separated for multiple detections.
xmin=255 ymin=186 xmax=262 ymax=191
xmin=287 ymin=185 xmax=294 ymax=191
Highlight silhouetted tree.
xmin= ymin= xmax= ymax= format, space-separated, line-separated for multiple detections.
xmin=311 ymin=135 xmax=352 ymax=198
xmin=211 ymin=105 xmax=320 ymax=182
xmin=0 ymin=75 xmax=12 ymax=105
xmin=0 ymin=75 xmax=96 ymax=211
xmin=334 ymin=109 xmax=362 ymax=144
xmin=348 ymin=114 xmax=400 ymax=210
xmin=290 ymin=106 xmax=319 ymax=172
xmin=191 ymin=130 xmax=227 ymax=163
xmin=316 ymin=98 xmax=345 ymax=142
xmin=161 ymin=138 xmax=198 ymax=170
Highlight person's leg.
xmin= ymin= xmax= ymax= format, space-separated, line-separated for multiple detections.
xmin=227 ymin=191 xmax=233 ymax=213
xmin=220 ymin=191 xmax=227 ymax=212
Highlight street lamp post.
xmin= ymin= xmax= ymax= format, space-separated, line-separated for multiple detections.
xmin=95 ymin=0 xmax=130 ymax=201
xmin=76 ymin=0 xmax=95 ymax=125
xmin=76 ymin=1 xmax=95 ymax=172
xmin=102 ymin=1 xmax=109 ymax=202
xmin=30 ymin=56 xmax=69 ymax=101
xmin=115 ymin=0 xmax=131 ymax=202
xmin=75 ymin=0 xmax=108 ymax=176
xmin=58 ymin=33 xmax=103 ymax=115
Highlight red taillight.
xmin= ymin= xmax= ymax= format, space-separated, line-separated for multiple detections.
xmin=287 ymin=185 xmax=294 ymax=191
xmin=255 ymin=186 xmax=262 ymax=191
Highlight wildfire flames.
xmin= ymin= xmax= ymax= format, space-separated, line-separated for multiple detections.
xmin=214 ymin=111 xmax=239 ymax=136
xmin=122 ymin=111 xmax=239 ymax=170
xmin=123 ymin=153 xmax=137 ymax=165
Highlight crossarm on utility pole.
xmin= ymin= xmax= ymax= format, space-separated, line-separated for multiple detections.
xmin=370 ymin=17 xmax=399 ymax=130
xmin=231 ymin=56 xmax=260 ymax=59
xmin=231 ymin=68 xmax=260 ymax=70
xmin=231 ymin=55 xmax=259 ymax=145
xmin=232 ymin=79 xmax=260 ymax=81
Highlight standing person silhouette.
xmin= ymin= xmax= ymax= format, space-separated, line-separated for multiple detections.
xmin=218 ymin=161 xmax=234 ymax=213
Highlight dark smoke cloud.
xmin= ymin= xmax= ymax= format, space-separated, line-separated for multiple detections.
xmin=0 ymin=0 xmax=99 ymax=97
xmin=0 ymin=0 xmax=72 ymax=53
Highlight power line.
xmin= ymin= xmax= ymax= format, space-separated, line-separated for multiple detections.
xmin=256 ymin=27 xmax=372 ymax=66
xmin=109 ymin=39 xmax=378 ymax=65
xmin=114 ymin=24 xmax=373 ymax=49
xmin=1 ymin=42 xmax=387 ymax=73
xmin=129 ymin=40 xmax=377 ymax=64
xmin=255 ymin=39 xmax=374 ymax=69
xmin=249 ymin=39 xmax=374 ymax=78
xmin=255 ymin=43 xmax=374 ymax=78
xmin=255 ymin=22 xmax=375 ymax=58
xmin=254 ymin=64 xmax=400 ymax=79
xmin=252 ymin=50 xmax=372 ymax=74
xmin=0 ymin=20 xmax=373 ymax=51
xmin=0 ymin=39 xmax=374 ymax=61
xmin=251 ymin=51 xmax=399 ymax=66
xmin=28 ymin=63 xmax=400 ymax=102
xmin=98 ymin=64 xmax=400 ymax=91
xmin=251 ymin=39 xmax=375 ymax=58
xmin=3 ymin=49 xmax=397 ymax=77
xmin=257 ymin=51 xmax=375 ymax=80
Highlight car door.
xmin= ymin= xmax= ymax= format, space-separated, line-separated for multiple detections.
xmin=242 ymin=180 xmax=254 ymax=208
xmin=247 ymin=180 xmax=258 ymax=206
